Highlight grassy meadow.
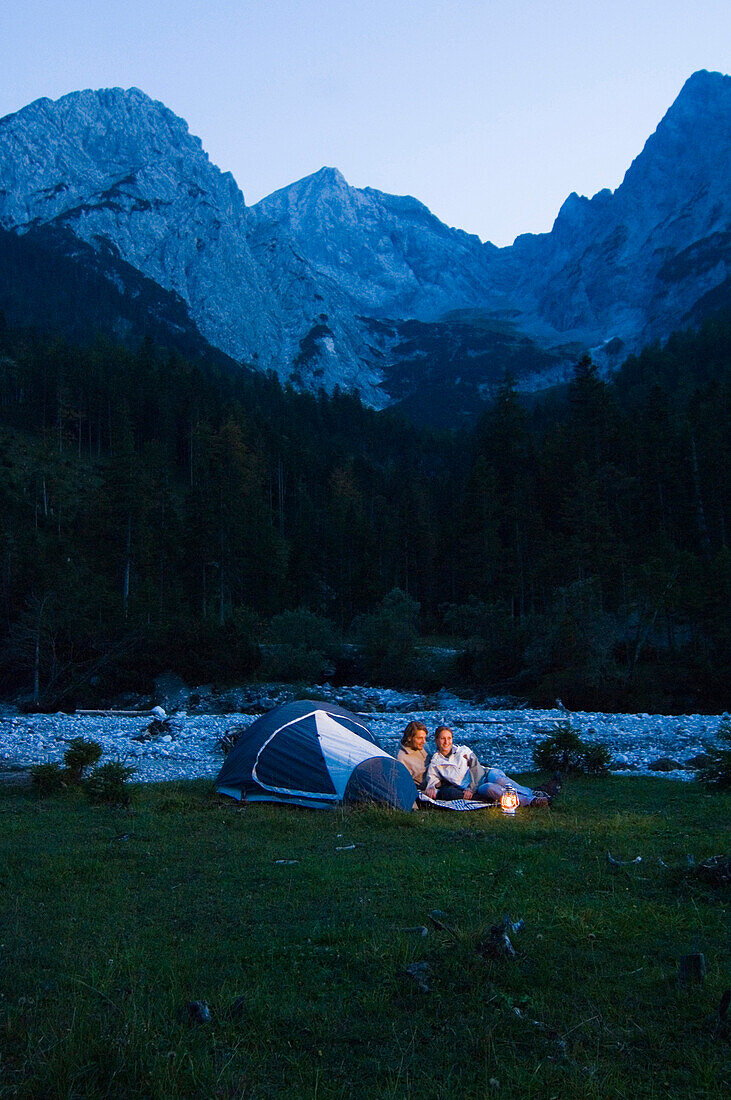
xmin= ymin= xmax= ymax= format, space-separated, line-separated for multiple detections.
xmin=0 ymin=776 xmax=729 ymax=1098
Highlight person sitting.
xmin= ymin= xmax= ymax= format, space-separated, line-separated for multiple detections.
xmin=396 ymin=720 xmax=429 ymax=789
xmin=424 ymin=725 xmax=554 ymax=807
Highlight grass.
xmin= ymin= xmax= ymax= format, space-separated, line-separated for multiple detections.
xmin=0 ymin=776 xmax=728 ymax=1098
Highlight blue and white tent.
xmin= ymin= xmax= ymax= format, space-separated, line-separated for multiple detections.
xmin=215 ymin=699 xmax=416 ymax=811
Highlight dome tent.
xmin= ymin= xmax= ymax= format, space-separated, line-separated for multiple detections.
xmin=215 ymin=699 xmax=416 ymax=811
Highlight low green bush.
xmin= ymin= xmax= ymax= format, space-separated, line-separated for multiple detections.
xmin=260 ymin=642 xmax=334 ymax=682
xmin=356 ymin=588 xmax=420 ymax=686
xmin=30 ymin=761 xmax=67 ymax=796
xmin=63 ymin=738 xmax=103 ymax=783
xmin=582 ymin=741 xmax=613 ymax=775
xmin=83 ymin=760 xmax=135 ymax=806
xmin=695 ymin=715 xmax=731 ymax=789
xmin=533 ymin=721 xmax=611 ymax=776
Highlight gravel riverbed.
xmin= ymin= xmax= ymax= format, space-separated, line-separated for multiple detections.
xmin=0 ymin=685 xmax=726 ymax=784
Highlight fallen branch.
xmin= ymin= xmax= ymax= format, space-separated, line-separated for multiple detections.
xmin=428 ymin=910 xmax=459 ymax=938
xmin=607 ymin=853 xmax=642 ymax=866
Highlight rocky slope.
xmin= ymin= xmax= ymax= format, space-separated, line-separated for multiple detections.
xmin=504 ymin=70 xmax=731 ymax=366
xmin=0 ymin=72 xmax=728 ymax=412
xmin=250 ymin=166 xmax=498 ymax=320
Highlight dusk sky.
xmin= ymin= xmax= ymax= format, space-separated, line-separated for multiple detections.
xmin=2 ymin=0 xmax=729 ymax=245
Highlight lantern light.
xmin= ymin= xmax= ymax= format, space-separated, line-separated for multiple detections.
xmin=500 ymin=785 xmax=519 ymax=815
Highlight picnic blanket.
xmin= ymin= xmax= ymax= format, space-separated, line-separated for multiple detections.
xmin=417 ymin=792 xmax=497 ymax=811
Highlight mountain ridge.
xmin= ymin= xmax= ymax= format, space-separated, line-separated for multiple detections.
xmin=0 ymin=70 xmax=728 ymax=416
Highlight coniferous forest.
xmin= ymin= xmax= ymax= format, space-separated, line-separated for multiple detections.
xmin=0 ymin=308 xmax=728 ymax=713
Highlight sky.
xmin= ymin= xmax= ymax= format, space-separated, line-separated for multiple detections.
xmin=1 ymin=1 xmax=729 ymax=246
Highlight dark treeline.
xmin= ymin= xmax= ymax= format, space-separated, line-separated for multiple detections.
xmin=0 ymin=309 xmax=728 ymax=712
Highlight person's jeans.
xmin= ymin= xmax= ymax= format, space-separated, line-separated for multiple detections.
xmin=435 ymin=782 xmax=468 ymax=801
xmin=475 ymin=768 xmax=535 ymax=806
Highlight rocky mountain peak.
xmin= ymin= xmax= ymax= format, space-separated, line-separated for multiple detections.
xmin=0 ymin=85 xmax=246 ymax=230
xmin=620 ymin=70 xmax=730 ymax=199
xmin=310 ymin=165 xmax=349 ymax=187
xmin=0 ymin=73 xmax=728 ymax=416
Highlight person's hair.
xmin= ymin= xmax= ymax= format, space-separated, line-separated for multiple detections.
xmin=400 ymin=720 xmax=428 ymax=749
xmin=434 ymin=725 xmax=453 ymax=744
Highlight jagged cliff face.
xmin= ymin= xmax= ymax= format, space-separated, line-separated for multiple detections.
xmin=0 ymin=88 xmax=287 ymax=371
xmin=505 ymin=70 xmax=731 ymax=363
xmin=0 ymin=72 xmax=728 ymax=410
xmin=250 ymin=167 xmax=498 ymax=319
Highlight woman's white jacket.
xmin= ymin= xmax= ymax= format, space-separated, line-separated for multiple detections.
xmin=425 ymin=744 xmax=485 ymax=792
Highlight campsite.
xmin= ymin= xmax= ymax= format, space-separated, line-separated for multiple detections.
xmin=1 ymin=698 xmax=729 ymax=1098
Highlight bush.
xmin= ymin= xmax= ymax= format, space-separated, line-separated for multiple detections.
xmin=63 ymin=738 xmax=103 ymax=783
xmin=524 ymin=579 xmax=620 ymax=708
xmin=260 ymin=643 xmax=334 ymax=682
xmin=582 ymin=742 xmax=613 ymax=776
xmin=30 ymin=761 xmax=67 ymax=796
xmin=108 ymin=612 xmax=262 ymax=689
xmin=695 ymin=716 xmax=731 ymax=789
xmin=355 ymin=589 xmax=420 ymax=686
xmin=442 ymin=598 xmax=527 ymax=686
xmin=261 ymin=609 xmax=339 ymax=681
xmin=532 ymin=721 xmax=610 ymax=776
xmin=84 ymin=761 xmax=135 ymax=806
xmin=267 ymin=609 xmax=338 ymax=653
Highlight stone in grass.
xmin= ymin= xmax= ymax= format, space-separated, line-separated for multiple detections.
xmin=184 ymin=1000 xmax=212 ymax=1025
xmin=427 ymin=909 xmax=457 ymax=936
xmin=649 ymin=757 xmax=684 ymax=771
xmin=477 ymin=915 xmax=525 ymax=961
xmin=693 ymin=854 xmax=731 ymax=887
xmin=685 ymin=753 xmax=713 ymax=769
xmin=403 ymin=962 xmax=431 ymax=993
xmin=678 ymin=953 xmax=706 ymax=984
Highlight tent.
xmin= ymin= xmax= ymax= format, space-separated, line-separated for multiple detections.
xmin=215 ymin=699 xmax=416 ymax=810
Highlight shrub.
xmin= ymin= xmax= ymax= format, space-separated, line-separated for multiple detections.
xmin=355 ymin=589 xmax=420 ymax=686
xmin=582 ymin=742 xmax=613 ymax=776
xmin=120 ymin=612 xmax=262 ymax=687
xmin=267 ymin=609 xmax=338 ymax=653
xmin=524 ymin=578 xmax=620 ymax=708
xmin=532 ymin=721 xmax=610 ymax=776
xmin=442 ymin=598 xmax=527 ymax=685
xmin=63 ymin=738 xmax=103 ymax=783
xmin=261 ymin=609 xmax=339 ymax=682
xmin=84 ymin=761 xmax=135 ymax=806
xmin=261 ymin=643 xmax=333 ymax=682
xmin=695 ymin=716 xmax=731 ymax=789
xmin=30 ymin=761 xmax=67 ymax=796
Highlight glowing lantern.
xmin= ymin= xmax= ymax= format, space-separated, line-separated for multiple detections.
xmin=500 ymin=785 xmax=519 ymax=815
